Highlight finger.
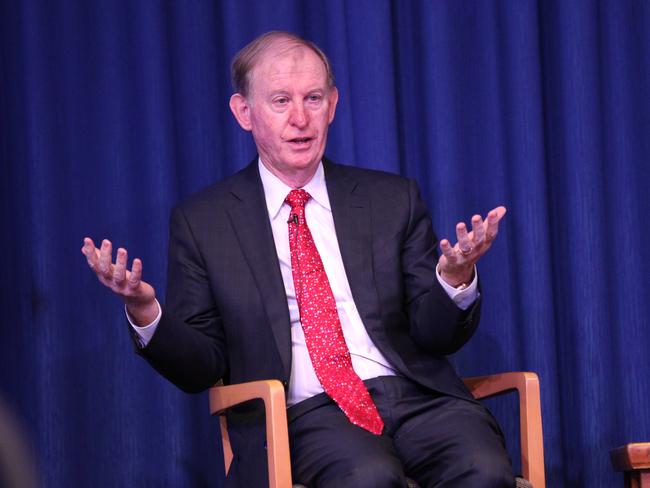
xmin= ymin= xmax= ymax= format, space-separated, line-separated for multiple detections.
xmin=98 ymin=239 xmax=114 ymax=278
xmin=440 ymin=239 xmax=457 ymax=263
xmin=471 ymin=214 xmax=485 ymax=244
xmin=493 ymin=206 xmax=507 ymax=220
xmin=486 ymin=206 xmax=507 ymax=240
xmin=82 ymin=237 xmax=100 ymax=270
xmin=81 ymin=237 xmax=95 ymax=254
xmin=456 ymin=222 xmax=472 ymax=254
xmin=114 ymin=248 xmax=128 ymax=284
xmin=128 ymin=258 xmax=142 ymax=289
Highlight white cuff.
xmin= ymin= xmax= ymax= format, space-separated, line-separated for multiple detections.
xmin=125 ymin=299 xmax=162 ymax=348
xmin=435 ymin=265 xmax=479 ymax=310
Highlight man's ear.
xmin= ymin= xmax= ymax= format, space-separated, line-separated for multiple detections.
xmin=229 ymin=93 xmax=252 ymax=131
xmin=327 ymin=87 xmax=339 ymax=124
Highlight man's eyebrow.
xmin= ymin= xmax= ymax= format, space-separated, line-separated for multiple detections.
xmin=266 ymin=87 xmax=325 ymax=97
xmin=268 ymin=89 xmax=291 ymax=97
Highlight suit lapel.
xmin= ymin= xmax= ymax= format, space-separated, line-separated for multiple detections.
xmin=222 ymin=159 xmax=383 ymax=380
xmin=225 ymin=162 xmax=292 ymax=379
xmin=324 ymin=161 xmax=382 ymax=330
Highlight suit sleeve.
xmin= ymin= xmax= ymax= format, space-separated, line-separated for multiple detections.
xmin=137 ymin=206 xmax=228 ymax=393
xmin=401 ymin=179 xmax=482 ymax=355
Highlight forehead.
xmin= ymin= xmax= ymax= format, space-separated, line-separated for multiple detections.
xmin=249 ymin=44 xmax=328 ymax=93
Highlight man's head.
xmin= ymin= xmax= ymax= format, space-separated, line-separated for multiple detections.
xmin=229 ymin=31 xmax=339 ymax=187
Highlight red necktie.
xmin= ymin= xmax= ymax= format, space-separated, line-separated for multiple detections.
xmin=286 ymin=189 xmax=384 ymax=435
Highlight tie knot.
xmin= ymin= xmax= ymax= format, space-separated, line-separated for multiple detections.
xmin=285 ymin=189 xmax=311 ymax=209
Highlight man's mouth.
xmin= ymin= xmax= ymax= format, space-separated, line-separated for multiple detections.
xmin=287 ymin=137 xmax=314 ymax=145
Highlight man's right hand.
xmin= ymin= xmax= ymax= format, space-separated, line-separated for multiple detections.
xmin=81 ymin=237 xmax=159 ymax=326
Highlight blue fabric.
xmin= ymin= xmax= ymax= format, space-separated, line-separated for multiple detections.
xmin=1 ymin=1 xmax=649 ymax=486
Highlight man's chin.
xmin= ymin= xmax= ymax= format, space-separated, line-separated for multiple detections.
xmin=284 ymin=154 xmax=322 ymax=172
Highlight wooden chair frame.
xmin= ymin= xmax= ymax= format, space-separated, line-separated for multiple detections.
xmin=610 ymin=443 xmax=650 ymax=488
xmin=210 ymin=371 xmax=545 ymax=488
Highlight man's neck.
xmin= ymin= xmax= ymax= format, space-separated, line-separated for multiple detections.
xmin=259 ymin=159 xmax=319 ymax=189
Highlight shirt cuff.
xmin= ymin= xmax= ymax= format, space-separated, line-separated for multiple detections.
xmin=125 ymin=299 xmax=162 ymax=348
xmin=435 ymin=265 xmax=479 ymax=310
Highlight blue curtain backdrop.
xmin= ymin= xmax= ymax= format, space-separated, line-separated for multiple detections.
xmin=1 ymin=0 xmax=649 ymax=486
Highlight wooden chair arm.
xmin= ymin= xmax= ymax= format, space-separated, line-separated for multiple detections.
xmin=463 ymin=372 xmax=545 ymax=488
xmin=209 ymin=380 xmax=292 ymax=488
xmin=610 ymin=442 xmax=650 ymax=471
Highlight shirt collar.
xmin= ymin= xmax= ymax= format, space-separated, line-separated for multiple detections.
xmin=258 ymin=158 xmax=332 ymax=220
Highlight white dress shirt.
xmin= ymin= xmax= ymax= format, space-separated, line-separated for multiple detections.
xmin=129 ymin=160 xmax=478 ymax=406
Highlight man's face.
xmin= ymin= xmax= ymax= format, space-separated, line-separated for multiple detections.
xmin=230 ymin=44 xmax=338 ymax=182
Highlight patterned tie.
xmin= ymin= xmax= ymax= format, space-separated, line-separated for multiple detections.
xmin=285 ymin=189 xmax=384 ymax=435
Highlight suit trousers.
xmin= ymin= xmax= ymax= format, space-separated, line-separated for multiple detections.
xmin=287 ymin=376 xmax=514 ymax=488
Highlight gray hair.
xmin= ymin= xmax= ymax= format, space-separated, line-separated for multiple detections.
xmin=231 ymin=31 xmax=335 ymax=97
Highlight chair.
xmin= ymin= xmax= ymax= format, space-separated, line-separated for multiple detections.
xmin=610 ymin=443 xmax=650 ymax=487
xmin=210 ymin=372 xmax=545 ymax=488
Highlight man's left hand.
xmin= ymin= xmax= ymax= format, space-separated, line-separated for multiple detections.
xmin=438 ymin=206 xmax=507 ymax=288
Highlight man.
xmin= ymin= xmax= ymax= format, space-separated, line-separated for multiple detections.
xmin=82 ymin=31 xmax=512 ymax=487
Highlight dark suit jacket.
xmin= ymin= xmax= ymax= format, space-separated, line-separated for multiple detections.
xmin=139 ymin=158 xmax=481 ymax=486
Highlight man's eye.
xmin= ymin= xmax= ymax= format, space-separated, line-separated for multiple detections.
xmin=274 ymin=97 xmax=289 ymax=105
xmin=307 ymin=95 xmax=322 ymax=102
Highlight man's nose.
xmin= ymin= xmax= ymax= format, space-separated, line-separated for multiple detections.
xmin=289 ymin=103 xmax=308 ymax=128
